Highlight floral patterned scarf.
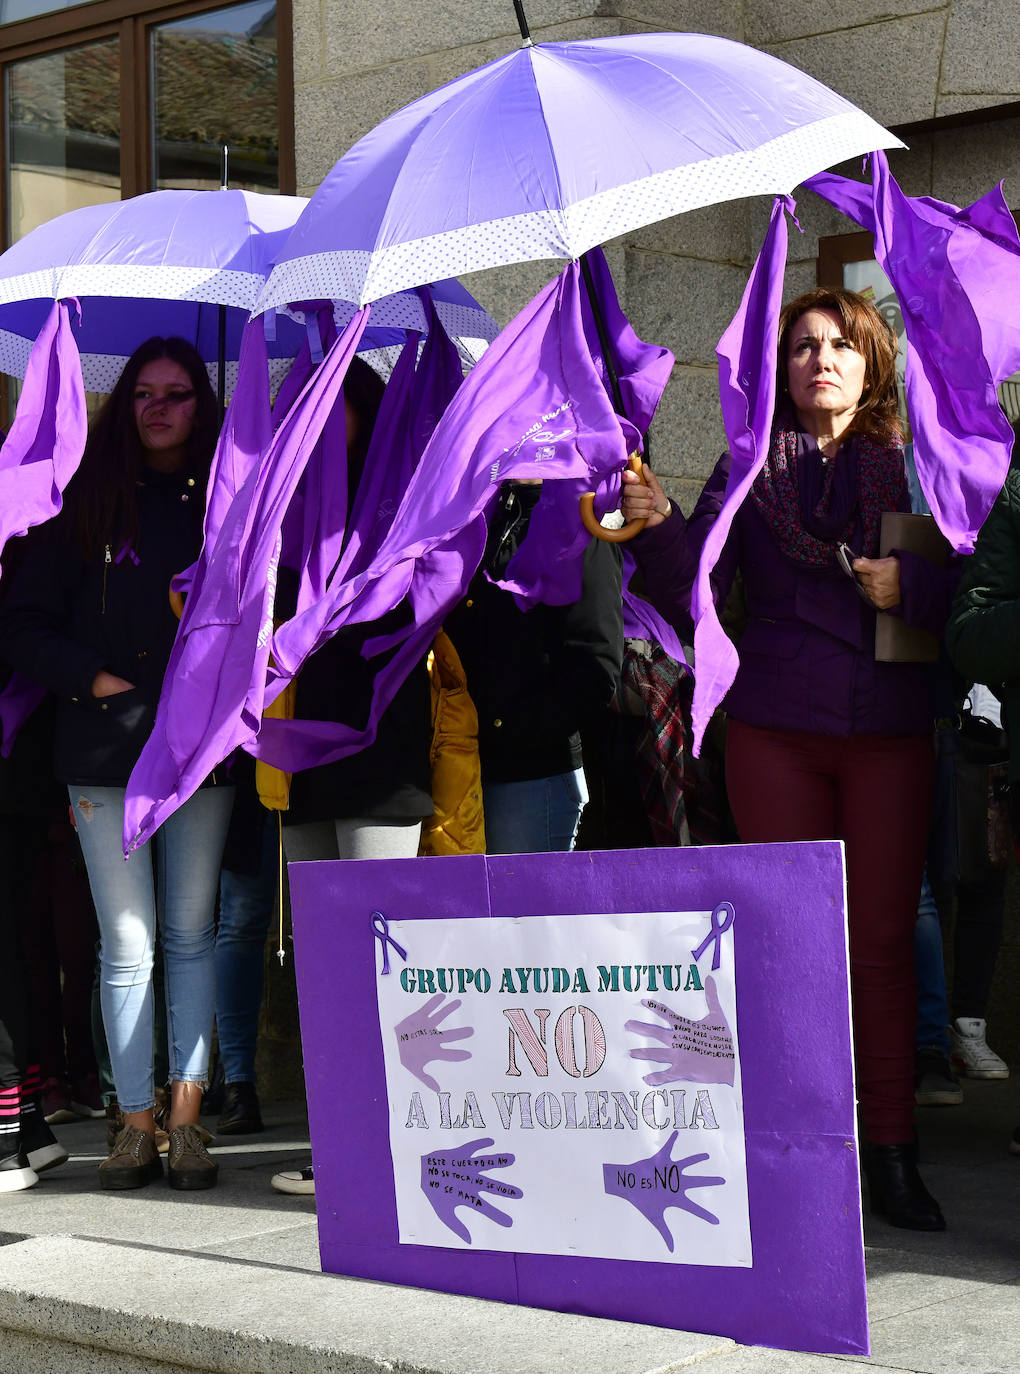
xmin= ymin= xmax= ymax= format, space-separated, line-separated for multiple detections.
xmin=750 ymin=420 xmax=908 ymax=566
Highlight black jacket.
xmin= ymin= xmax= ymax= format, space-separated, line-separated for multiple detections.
xmin=444 ymin=483 xmax=623 ymax=784
xmin=0 ymin=469 xmax=204 ymax=786
xmin=276 ymin=573 xmax=433 ymax=827
xmin=947 ymin=462 xmax=1020 ymax=782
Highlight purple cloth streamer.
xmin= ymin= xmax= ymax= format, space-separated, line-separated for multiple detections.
xmin=0 ymin=300 xmax=87 ymax=578
xmin=257 ymin=292 xmax=465 ymax=778
xmin=122 ymin=310 xmax=370 ymax=852
xmin=688 ymin=195 xmax=791 ymax=752
xmin=0 ymin=299 xmax=87 ymax=751
xmin=805 ymin=151 xmax=1020 ymax=556
xmin=621 ymin=559 xmax=688 ymax=670
xmin=498 ymin=248 xmax=674 ymax=608
xmin=251 ymin=260 xmax=643 ymax=774
xmin=127 ymin=258 xmax=674 ymax=839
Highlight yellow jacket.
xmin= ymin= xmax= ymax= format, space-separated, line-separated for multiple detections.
xmin=419 ymin=629 xmax=485 ymax=856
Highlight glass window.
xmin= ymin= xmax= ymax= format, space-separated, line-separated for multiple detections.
xmin=5 ymin=36 xmax=120 ymax=241
xmin=151 ymin=0 xmax=278 ymax=192
xmin=0 ymin=1 xmax=100 ymax=26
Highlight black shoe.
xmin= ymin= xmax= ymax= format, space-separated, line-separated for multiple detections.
xmin=862 ymin=1142 xmax=946 ymax=1231
xmin=216 ymin=1082 xmax=263 ymax=1135
xmin=914 ymin=1048 xmax=963 ymax=1107
xmin=0 ymin=1136 xmax=38 ymax=1194
xmin=19 ymin=1100 xmax=69 ymax=1174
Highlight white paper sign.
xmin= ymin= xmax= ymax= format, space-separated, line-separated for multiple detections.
xmin=375 ymin=906 xmax=750 ymax=1267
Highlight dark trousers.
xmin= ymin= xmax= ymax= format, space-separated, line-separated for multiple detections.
xmin=17 ymin=811 xmax=99 ymax=1086
xmin=726 ymin=720 xmax=933 ymax=1144
xmin=0 ymin=816 xmax=39 ymax=1089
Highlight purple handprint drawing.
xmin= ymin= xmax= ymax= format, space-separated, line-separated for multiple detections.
xmin=604 ymin=1131 xmax=725 ymax=1250
xmin=625 ymin=975 xmax=735 ymax=1086
xmin=395 ymin=993 xmax=473 ymax=1091
xmin=421 ymin=1138 xmax=523 ymax=1243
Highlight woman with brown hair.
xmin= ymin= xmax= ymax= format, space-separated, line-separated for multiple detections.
xmin=623 ymin=287 xmax=953 ymax=1230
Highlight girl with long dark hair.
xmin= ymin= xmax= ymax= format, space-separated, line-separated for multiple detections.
xmin=0 ymin=336 xmax=233 ymax=1192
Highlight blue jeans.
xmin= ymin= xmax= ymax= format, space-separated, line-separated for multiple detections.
xmin=69 ymin=785 xmax=234 ymax=1113
xmin=483 ymin=768 xmax=588 ymax=855
xmin=914 ymin=869 xmax=951 ymax=1056
xmin=216 ymin=814 xmax=276 ymax=1085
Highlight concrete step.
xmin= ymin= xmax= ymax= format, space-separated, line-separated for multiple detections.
xmin=0 ymin=1235 xmax=733 ymax=1374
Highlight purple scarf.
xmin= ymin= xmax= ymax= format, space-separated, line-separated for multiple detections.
xmin=751 ymin=423 xmax=907 ymax=565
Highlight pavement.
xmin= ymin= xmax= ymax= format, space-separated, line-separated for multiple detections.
xmin=0 ymin=1081 xmax=1017 ymax=1374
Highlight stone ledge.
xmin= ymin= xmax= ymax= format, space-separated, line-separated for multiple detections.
xmin=0 ymin=1236 xmax=734 ymax=1374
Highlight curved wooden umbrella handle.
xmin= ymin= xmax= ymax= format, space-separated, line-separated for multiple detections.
xmin=579 ymin=453 xmax=649 ymax=543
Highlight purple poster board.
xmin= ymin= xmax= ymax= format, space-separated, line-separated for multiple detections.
xmin=289 ymin=841 xmax=867 ymax=1356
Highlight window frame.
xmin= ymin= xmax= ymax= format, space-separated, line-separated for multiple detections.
xmin=817 ymin=221 xmax=1020 ymax=427
xmin=0 ymin=0 xmax=294 ymax=240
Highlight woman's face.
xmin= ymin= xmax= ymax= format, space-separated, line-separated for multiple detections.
xmin=785 ymin=307 xmax=867 ymax=438
xmin=133 ymin=357 xmax=198 ymax=471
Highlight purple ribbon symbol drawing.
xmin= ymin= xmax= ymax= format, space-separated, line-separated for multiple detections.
xmin=395 ymin=993 xmax=474 ymax=1091
xmin=691 ymin=900 xmax=735 ymax=971
xmin=371 ymin=909 xmax=407 ymax=975
xmin=420 ymin=1139 xmax=523 ymax=1244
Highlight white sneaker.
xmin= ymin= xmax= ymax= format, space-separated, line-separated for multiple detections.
xmin=950 ymin=1018 xmax=1009 ymax=1080
xmin=271 ymin=1164 xmax=314 ymax=1196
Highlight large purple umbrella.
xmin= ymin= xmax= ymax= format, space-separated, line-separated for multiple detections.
xmin=257 ymin=30 xmax=901 ymax=312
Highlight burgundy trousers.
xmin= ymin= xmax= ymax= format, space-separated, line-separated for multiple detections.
xmin=726 ymin=720 xmax=934 ymax=1145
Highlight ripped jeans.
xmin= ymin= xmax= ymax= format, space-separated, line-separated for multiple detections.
xmin=69 ymin=784 xmax=234 ymax=1114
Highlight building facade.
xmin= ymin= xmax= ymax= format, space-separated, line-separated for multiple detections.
xmin=4 ymin=0 xmax=1020 ymax=1069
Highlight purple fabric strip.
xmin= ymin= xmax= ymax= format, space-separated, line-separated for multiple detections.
xmin=122 ymin=309 xmax=370 ymax=852
xmin=128 ymin=258 xmax=676 ymax=822
xmin=0 ymin=300 xmax=87 ymax=579
xmin=805 ymin=151 xmax=1020 ymax=555
xmin=621 ymin=561 xmax=689 ymax=669
xmin=171 ymin=319 xmax=275 ymax=602
xmin=689 ymin=195 xmax=791 ymax=752
xmin=499 ymin=247 xmax=674 ymax=608
xmin=251 ymin=260 xmax=651 ymax=773
xmin=266 ymin=297 xmax=463 ymax=697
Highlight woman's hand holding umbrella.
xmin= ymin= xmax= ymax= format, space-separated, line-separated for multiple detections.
xmin=620 ymin=462 xmax=672 ymax=530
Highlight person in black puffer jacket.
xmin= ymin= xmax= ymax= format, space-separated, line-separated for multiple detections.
xmin=444 ymin=482 xmax=623 ymax=854
xmin=0 ymin=337 xmax=233 ymax=1193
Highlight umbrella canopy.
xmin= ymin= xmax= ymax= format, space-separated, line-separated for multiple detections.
xmin=0 ymin=189 xmax=498 ymax=390
xmin=257 ymin=31 xmax=902 ymax=312
xmin=0 ymin=188 xmax=309 ymax=393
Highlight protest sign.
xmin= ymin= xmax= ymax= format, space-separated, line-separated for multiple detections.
xmin=289 ymin=841 xmax=866 ymax=1355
